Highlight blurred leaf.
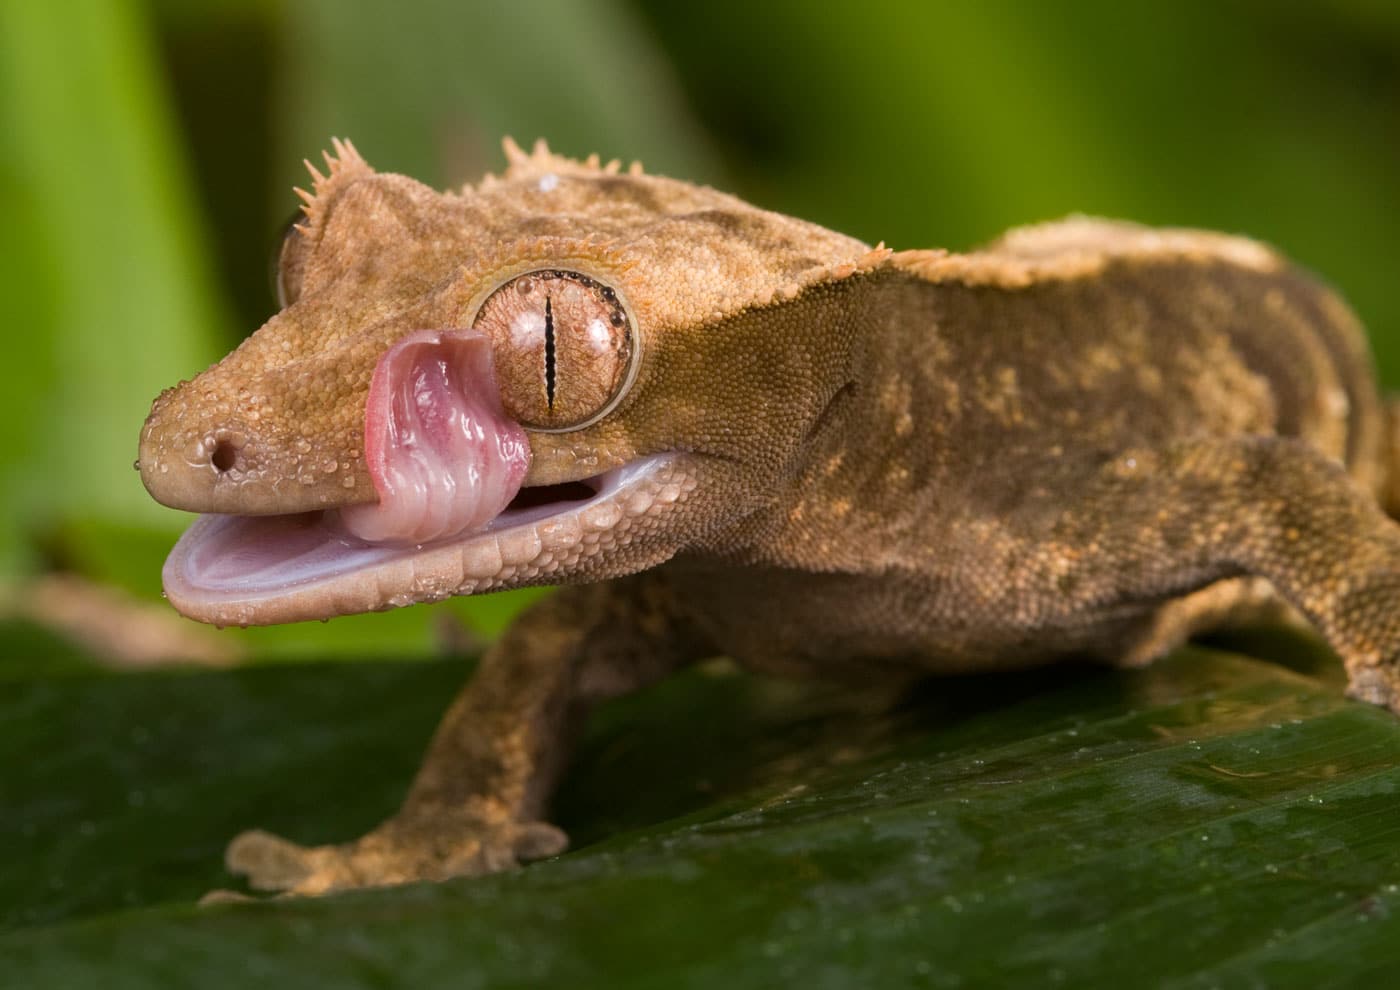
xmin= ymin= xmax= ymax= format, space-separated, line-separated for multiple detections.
xmin=636 ymin=0 xmax=1400 ymax=381
xmin=279 ymin=0 xmax=721 ymax=193
xmin=6 ymin=641 xmax=1400 ymax=985
xmin=0 ymin=0 xmax=229 ymax=574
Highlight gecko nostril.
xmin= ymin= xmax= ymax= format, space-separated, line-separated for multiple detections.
xmin=211 ymin=441 xmax=238 ymax=473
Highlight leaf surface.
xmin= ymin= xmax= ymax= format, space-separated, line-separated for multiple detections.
xmin=5 ymin=637 xmax=1400 ymax=986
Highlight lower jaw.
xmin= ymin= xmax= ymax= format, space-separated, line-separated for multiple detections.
xmin=160 ymin=453 xmax=688 ymax=627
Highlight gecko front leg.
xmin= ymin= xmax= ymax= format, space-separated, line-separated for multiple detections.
xmin=998 ymin=435 xmax=1400 ymax=703
xmin=226 ymin=575 xmax=711 ymax=896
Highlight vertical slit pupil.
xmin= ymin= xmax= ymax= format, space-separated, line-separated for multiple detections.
xmin=544 ymin=294 xmax=556 ymax=409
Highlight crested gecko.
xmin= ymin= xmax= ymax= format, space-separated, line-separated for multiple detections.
xmin=139 ymin=138 xmax=1400 ymax=896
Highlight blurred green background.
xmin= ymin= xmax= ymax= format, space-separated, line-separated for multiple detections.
xmin=6 ymin=4 xmax=1400 ymax=980
xmin=1 ymin=0 xmax=1397 ymax=661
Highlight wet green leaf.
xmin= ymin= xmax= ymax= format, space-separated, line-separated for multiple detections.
xmin=5 ymin=639 xmax=1400 ymax=986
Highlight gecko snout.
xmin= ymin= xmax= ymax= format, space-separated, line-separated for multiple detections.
xmin=139 ymin=399 xmax=377 ymax=516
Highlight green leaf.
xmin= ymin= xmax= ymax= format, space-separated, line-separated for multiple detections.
xmin=0 ymin=0 xmax=229 ymax=575
xmin=5 ymin=638 xmax=1400 ymax=986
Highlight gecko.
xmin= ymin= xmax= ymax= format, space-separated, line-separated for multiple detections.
xmin=138 ymin=138 xmax=1400 ymax=896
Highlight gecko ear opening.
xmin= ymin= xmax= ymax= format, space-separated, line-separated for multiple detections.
xmin=472 ymin=269 xmax=640 ymax=432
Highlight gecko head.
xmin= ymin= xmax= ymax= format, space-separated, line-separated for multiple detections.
xmin=138 ymin=138 xmax=885 ymax=626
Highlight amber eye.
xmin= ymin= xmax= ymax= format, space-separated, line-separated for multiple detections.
xmin=272 ymin=214 xmax=309 ymax=309
xmin=473 ymin=270 xmax=637 ymax=431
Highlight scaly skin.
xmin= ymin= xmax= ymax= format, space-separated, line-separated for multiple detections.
xmin=140 ymin=139 xmax=1400 ymax=896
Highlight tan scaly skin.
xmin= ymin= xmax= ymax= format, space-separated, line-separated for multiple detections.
xmin=139 ymin=138 xmax=1400 ymax=897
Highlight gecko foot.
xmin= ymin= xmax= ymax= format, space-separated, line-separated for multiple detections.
xmin=224 ymin=815 xmax=568 ymax=896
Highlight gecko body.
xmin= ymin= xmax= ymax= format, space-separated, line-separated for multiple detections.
xmin=139 ymin=139 xmax=1400 ymax=895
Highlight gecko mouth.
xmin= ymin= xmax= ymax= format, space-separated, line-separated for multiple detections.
xmin=160 ymin=326 xmax=696 ymax=626
xmin=162 ymin=454 xmax=688 ymax=627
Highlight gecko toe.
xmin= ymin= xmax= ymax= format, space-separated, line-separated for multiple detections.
xmin=198 ymin=887 xmax=256 ymax=906
xmin=1346 ymin=665 xmax=1400 ymax=713
xmin=225 ymin=828 xmax=318 ymax=891
xmin=512 ymin=821 xmax=568 ymax=861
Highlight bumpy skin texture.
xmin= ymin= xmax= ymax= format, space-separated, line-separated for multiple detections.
xmin=140 ymin=139 xmax=1400 ymax=896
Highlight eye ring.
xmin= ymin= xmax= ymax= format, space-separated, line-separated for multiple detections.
xmin=472 ymin=268 xmax=641 ymax=433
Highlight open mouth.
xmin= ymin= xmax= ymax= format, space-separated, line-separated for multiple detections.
xmin=155 ymin=326 xmax=698 ymax=626
xmin=163 ymin=454 xmax=686 ymax=627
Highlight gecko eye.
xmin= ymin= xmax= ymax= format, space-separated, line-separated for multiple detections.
xmin=272 ymin=214 xmax=309 ymax=310
xmin=473 ymin=270 xmax=638 ymax=432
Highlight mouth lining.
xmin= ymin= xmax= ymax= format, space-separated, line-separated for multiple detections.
xmin=504 ymin=479 xmax=598 ymax=511
xmin=161 ymin=454 xmax=681 ymax=625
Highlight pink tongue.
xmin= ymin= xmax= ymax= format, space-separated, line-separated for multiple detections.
xmin=340 ymin=329 xmax=530 ymax=545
